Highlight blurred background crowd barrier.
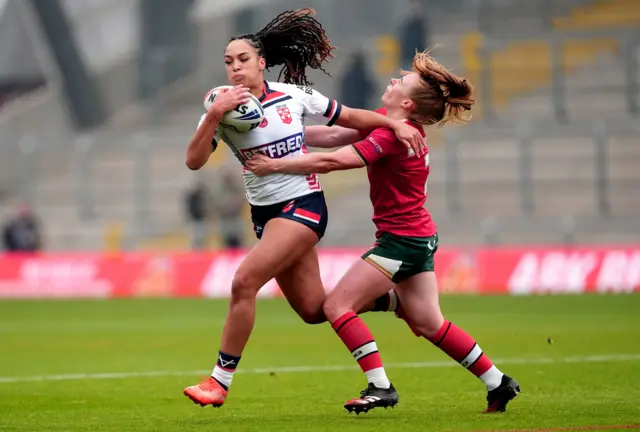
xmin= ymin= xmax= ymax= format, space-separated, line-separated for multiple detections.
xmin=0 ymin=0 xmax=638 ymax=259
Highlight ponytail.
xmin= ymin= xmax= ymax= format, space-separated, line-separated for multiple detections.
xmin=406 ymin=50 xmax=475 ymax=126
xmin=230 ymin=8 xmax=334 ymax=86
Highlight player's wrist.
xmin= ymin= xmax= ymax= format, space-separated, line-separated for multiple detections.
xmin=389 ymin=119 xmax=404 ymax=131
xmin=205 ymin=108 xmax=223 ymax=123
xmin=271 ymin=160 xmax=283 ymax=173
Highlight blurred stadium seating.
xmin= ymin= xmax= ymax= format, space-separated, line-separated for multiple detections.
xmin=0 ymin=0 xmax=638 ymax=251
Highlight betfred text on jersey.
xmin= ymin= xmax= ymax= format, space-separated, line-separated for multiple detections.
xmin=241 ymin=133 xmax=304 ymax=160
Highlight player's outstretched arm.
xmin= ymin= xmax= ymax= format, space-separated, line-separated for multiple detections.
xmin=335 ymin=106 xmax=425 ymax=156
xmin=305 ymin=125 xmax=362 ymax=148
xmin=186 ymin=86 xmax=251 ymax=170
xmin=246 ymin=146 xmax=364 ymax=176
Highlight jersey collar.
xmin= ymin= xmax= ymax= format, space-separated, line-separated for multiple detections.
xmin=258 ymin=81 xmax=274 ymax=102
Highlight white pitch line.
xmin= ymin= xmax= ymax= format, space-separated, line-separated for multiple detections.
xmin=0 ymin=353 xmax=639 ymax=384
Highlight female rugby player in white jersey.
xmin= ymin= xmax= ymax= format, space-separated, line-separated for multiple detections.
xmin=183 ymin=9 xmax=424 ymax=408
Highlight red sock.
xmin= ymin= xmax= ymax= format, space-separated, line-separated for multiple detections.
xmin=427 ymin=320 xmax=494 ymax=378
xmin=331 ymin=311 xmax=390 ymax=387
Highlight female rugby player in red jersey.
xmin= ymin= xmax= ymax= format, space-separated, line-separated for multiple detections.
xmin=183 ymin=9 xmax=424 ymax=408
xmin=247 ymin=50 xmax=521 ymax=414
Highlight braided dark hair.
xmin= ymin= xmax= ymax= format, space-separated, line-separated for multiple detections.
xmin=229 ymin=8 xmax=334 ymax=86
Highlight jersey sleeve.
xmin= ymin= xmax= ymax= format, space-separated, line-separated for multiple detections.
xmin=351 ymin=128 xmax=399 ymax=165
xmin=292 ymin=85 xmax=342 ymax=126
xmin=197 ymin=113 xmax=220 ymax=152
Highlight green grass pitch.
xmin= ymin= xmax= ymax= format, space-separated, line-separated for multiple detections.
xmin=0 ymin=294 xmax=639 ymax=432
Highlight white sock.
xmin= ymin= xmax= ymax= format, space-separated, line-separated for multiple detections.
xmin=387 ymin=290 xmax=398 ymax=312
xmin=211 ymin=365 xmax=235 ymax=389
xmin=479 ymin=366 xmax=504 ymax=391
xmin=365 ymin=367 xmax=391 ymax=389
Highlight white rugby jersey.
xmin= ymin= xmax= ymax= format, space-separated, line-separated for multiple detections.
xmin=197 ymin=81 xmax=342 ymax=206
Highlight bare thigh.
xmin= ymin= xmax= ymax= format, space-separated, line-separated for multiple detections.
xmin=276 ymin=247 xmax=327 ymax=324
xmin=231 ymin=217 xmax=320 ymax=299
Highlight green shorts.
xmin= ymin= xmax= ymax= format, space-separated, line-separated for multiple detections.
xmin=362 ymin=232 xmax=439 ymax=283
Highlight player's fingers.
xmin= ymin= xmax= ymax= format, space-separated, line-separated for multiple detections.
xmin=232 ymin=86 xmax=251 ymax=93
xmin=414 ymin=135 xmax=424 ymax=156
xmin=231 ymin=92 xmax=251 ymax=101
xmin=413 ymin=142 xmax=421 ymax=157
xmin=410 ymin=139 xmax=421 ymax=157
xmin=412 ymin=143 xmax=420 ymax=157
xmin=400 ymin=138 xmax=412 ymax=153
xmin=226 ymin=89 xmax=243 ymax=99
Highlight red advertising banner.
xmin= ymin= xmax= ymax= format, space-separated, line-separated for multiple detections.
xmin=0 ymin=247 xmax=638 ymax=299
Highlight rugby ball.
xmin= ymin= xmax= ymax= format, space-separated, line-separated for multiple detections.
xmin=204 ymin=86 xmax=264 ymax=133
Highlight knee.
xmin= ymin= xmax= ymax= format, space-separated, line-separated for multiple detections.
xmin=230 ymin=270 xmax=260 ymax=303
xmin=410 ymin=311 xmax=445 ymax=340
xmin=297 ymin=305 xmax=326 ymax=325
